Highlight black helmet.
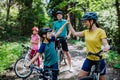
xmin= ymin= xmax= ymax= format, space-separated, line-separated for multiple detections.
xmin=81 ymin=12 xmax=98 ymax=21
xmin=39 ymin=28 xmax=52 ymax=38
xmin=56 ymin=11 xmax=63 ymax=15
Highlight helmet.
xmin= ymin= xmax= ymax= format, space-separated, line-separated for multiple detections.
xmin=81 ymin=12 xmax=98 ymax=21
xmin=56 ymin=11 xmax=63 ymax=15
xmin=32 ymin=26 xmax=39 ymax=31
xmin=39 ymin=28 xmax=52 ymax=38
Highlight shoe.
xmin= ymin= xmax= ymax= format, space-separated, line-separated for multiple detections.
xmin=69 ymin=66 xmax=74 ymax=72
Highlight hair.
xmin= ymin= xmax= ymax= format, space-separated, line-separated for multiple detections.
xmin=93 ymin=19 xmax=100 ymax=28
xmin=89 ymin=19 xmax=100 ymax=30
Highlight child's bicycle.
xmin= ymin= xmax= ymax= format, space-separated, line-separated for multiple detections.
xmin=56 ymin=37 xmax=67 ymax=66
xmin=14 ymin=44 xmax=32 ymax=78
xmin=80 ymin=47 xmax=112 ymax=80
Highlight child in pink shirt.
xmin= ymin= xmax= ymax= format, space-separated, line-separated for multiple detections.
xmin=30 ymin=26 xmax=40 ymax=67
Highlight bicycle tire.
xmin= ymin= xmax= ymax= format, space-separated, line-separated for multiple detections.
xmin=80 ymin=75 xmax=97 ymax=80
xmin=14 ymin=57 xmax=32 ymax=78
xmin=59 ymin=50 xmax=64 ymax=63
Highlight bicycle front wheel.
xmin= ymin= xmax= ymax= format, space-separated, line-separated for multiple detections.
xmin=14 ymin=57 xmax=32 ymax=78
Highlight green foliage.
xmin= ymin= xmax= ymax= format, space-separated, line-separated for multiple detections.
xmin=0 ymin=42 xmax=23 ymax=72
xmin=106 ymin=50 xmax=120 ymax=69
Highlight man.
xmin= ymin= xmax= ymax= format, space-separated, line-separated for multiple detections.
xmin=53 ymin=11 xmax=72 ymax=71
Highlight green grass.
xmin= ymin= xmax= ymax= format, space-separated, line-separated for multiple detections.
xmin=0 ymin=42 xmax=24 ymax=73
xmin=106 ymin=50 xmax=120 ymax=69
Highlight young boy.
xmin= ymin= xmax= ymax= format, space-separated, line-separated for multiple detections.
xmin=30 ymin=26 xmax=41 ymax=67
xmin=26 ymin=21 xmax=69 ymax=80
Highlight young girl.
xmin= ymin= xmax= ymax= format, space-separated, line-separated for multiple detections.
xmin=30 ymin=26 xmax=41 ymax=67
xmin=26 ymin=21 xmax=69 ymax=80
xmin=68 ymin=12 xmax=110 ymax=80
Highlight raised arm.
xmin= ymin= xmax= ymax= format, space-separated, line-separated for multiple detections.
xmin=68 ymin=22 xmax=83 ymax=37
xmin=55 ymin=22 xmax=68 ymax=38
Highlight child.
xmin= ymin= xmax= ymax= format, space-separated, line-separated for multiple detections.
xmin=26 ymin=21 xmax=69 ymax=80
xmin=30 ymin=26 xmax=41 ymax=67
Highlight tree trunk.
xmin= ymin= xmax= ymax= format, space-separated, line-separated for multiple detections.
xmin=115 ymin=0 xmax=120 ymax=53
xmin=6 ymin=0 xmax=11 ymax=21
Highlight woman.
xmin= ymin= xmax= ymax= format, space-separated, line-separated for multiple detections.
xmin=68 ymin=12 xmax=110 ymax=80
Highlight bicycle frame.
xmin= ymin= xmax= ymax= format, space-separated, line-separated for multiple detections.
xmin=80 ymin=50 xmax=105 ymax=80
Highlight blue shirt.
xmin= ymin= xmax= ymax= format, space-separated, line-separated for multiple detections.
xmin=53 ymin=19 xmax=69 ymax=38
xmin=38 ymin=36 xmax=58 ymax=66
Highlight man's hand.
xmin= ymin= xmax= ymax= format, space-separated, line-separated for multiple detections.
xmin=67 ymin=35 xmax=71 ymax=39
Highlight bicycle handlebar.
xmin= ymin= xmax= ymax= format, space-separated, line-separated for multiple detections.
xmin=21 ymin=44 xmax=30 ymax=50
xmin=87 ymin=46 xmax=112 ymax=59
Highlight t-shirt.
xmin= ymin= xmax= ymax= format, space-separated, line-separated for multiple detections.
xmin=53 ymin=19 xmax=69 ymax=38
xmin=31 ymin=34 xmax=40 ymax=50
xmin=38 ymin=36 xmax=58 ymax=66
xmin=82 ymin=28 xmax=107 ymax=60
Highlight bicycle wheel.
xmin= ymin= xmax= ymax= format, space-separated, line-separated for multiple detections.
xmin=14 ymin=57 xmax=32 ymax=78
xmin=80 ymin=75 xmax=97 ymax=80
xmin=59 ymin=50 xmax=64 ymax=63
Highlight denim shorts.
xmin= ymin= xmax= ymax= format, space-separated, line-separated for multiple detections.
xmin=82 ymin=58 xmax=106 ymax=75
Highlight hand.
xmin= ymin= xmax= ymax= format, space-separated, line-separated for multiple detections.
xmin=67 ymin=35 xmax=71 ymax=39
xmin=25 ymin=63 xmax=30 ymax=69
xmin=66 ymin=14 xmax=70 ymax=24
xmin=103 ymin=45 xmax=110 ymax=52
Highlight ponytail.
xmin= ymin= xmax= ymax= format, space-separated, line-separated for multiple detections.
xmin=93 ymin=20 xmax=100 ymax=28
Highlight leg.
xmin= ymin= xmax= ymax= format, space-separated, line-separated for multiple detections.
xmin=61 ymin=39 xmax=72 ymax=68
xmin=78 ymin=58 xmax=92 ymax=79
xmin=64 ymin=51 xmax=71 ymax=66
xmin=78 ymin=70 xmax=89 ymax=79
xmin=37 ymin=56 xmax=40 ymax=67
xmin=100 ymin=75 xmax=106 ymax=80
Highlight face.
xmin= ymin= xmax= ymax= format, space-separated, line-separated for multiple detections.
xmin=32 ymin=30 xmax=38 ymax=35
xmin=83 ymin=20 xmax=93 ymax=29
xmin=57 ymin=14 xmax=63 ymax=20
xmin=46 ymin=32 xmax=52 ymax=39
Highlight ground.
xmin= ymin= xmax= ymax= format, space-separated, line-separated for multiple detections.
xmin=0 ymin=44 xmax=120 ymax=80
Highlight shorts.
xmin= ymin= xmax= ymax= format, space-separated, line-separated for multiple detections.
xmin=55 ymin=37 xmax=69 ymax=51
xmin=81 ymin=58 xmax=106 ymax=75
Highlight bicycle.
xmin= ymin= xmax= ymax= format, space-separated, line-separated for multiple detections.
xmin=56 ymin=37 xmax=67 ymax=67
xmin=14 ymin=44 xmax=32 ymax=78
xmin=80 ymin=47 xmax=112 ymax=80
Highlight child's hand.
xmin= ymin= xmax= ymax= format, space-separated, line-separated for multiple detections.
xmin=25 ymin=63 xmax=30 ymax=69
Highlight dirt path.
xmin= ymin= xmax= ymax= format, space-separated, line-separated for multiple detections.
xmin=0 ymin=44 xmax=120 ymax=80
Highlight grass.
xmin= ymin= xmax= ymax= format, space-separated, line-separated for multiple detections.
xmin=106 ymin=50 xmax=120 ymax=69
xmin=0 ymin=42 xmax=24 ymax=73
xmin=0 ymin=37 xmax=29 ymax=73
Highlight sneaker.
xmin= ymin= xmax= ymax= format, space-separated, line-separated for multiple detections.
xmin=69 ymin=66 xmax=74 ymax=72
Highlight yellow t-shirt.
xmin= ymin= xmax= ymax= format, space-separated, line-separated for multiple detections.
xmin=82 ymin=28 xmax=107 ymax=60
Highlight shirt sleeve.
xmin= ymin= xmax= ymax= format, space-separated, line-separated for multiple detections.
xmin=81 ymin=30 xmax=85 ymax=36
xmin=38 ymin=43 xmax=46 ymax=53
xmin=100 ymin=29 xmax=107 ymax=39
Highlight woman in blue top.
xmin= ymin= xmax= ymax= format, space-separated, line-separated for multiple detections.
xmin=26 ymin=21 xmax=69 ymax=80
